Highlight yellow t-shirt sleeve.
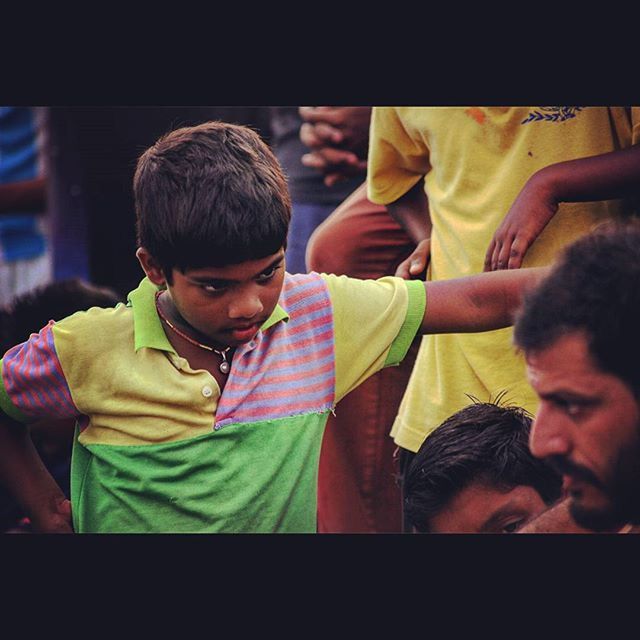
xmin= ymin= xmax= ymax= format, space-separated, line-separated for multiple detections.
xmin=367 ymin=106 xmax=431 ymax=205
xmin=321 ymin=274 xmax=425 ymax=403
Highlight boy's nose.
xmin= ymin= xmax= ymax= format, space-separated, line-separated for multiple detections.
xmin=228 ymin=293 xmax=264 ymax=320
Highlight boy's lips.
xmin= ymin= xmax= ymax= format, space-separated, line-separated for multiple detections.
xmin=227 ymin=322 xmax=261 ymax=341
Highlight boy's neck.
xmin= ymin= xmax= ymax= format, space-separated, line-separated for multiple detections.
xmin=156 ymin=291 xmax=230 ymax=351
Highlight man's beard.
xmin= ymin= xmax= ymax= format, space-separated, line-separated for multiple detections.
xmin=548 ymin=448 xmax=640 ymax=532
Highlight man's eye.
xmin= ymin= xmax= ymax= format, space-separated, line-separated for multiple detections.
xmin=561 ymin=401 xmax=583 ymax=417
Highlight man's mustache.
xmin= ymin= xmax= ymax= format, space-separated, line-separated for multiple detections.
xmin=546 ymin=455 xmax=608 ymax=492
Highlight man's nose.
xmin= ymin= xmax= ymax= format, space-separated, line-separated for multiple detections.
xmin=529 ymin=404 xmax=572 ymax=460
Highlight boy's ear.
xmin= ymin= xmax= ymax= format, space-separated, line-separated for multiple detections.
xmin=136 ymin=247 xmax=167 ymax=286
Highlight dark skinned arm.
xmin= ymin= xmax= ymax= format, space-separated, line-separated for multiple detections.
xmin=0 ymin=413 xmax=72 ymax=533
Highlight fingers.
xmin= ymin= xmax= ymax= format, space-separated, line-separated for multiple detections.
xmin=395 ymin=239 xmax=431 ymax=279
xmin=507 ymin=237 xmax=527 ymax=269
xmin=485 ymin=233 xmax=529 ymax=271
xmin=408 ymin=244 xmax=428 ymax=275
xmin=495 ymin=237 xmax=513 ymax=271
xmin=313 ymin=122 xmax=344 ymax=145
xmin=300 ymin=120 xmax=344 ymax=148
xmin=299 ymin=106 xmax=345 ymax=126
xmin=324 ymin=173 xmax=346 ymax=187
xmin=394 ymin=256 xmax=413 ymax=279
xmin=299 ymin=122 xmax=324 ymax=149
xmin=484 ymin=239 xmax=496 ymax=272
xmin=302 ymin=148 xmax=361 ymax=171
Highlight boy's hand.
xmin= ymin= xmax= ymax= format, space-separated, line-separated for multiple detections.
xmin=484 ymin=174 xmax=558 ymax=272
xmin=30 ymin=496 xmax=73 ymax=533
xmin=394 ymin=238 xmax=431 ymax=279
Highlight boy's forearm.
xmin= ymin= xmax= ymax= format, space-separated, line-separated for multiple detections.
xmin=386 ymin=180 xmax=431 ymax=244
xmin=420 ymin=267 xmax=549 ymax=334
xmin=0 ymin=414 xmax=72 ymax=532
xmin=534 ymin=144 xmax=640 ymax=204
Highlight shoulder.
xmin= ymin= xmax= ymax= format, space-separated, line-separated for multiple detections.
xmin=52 ymin=302 xmax=133 ymax=353
xmin=279 ymin=272 xmax=331 ymax=312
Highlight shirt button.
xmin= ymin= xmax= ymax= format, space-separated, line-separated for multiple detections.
xmin=202 ymin=385 xmax=213 ymax=398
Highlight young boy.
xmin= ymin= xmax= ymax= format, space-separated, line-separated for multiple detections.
xmin=0 ymin=121 xmax=547 ymax=533
xmin=403 ymin=400 xmax=563 ymax=533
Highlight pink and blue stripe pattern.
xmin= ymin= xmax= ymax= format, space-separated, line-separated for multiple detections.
xmin=215 ymin=272 xmax=335 ymax=428
xmin=1 ymin=321 xmax=78 ymax=419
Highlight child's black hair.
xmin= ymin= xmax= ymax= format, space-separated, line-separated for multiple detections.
xmin=134 ymin=121 xmax=291 ymax=283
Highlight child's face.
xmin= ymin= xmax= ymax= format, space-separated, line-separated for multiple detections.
xmin=140 ymin=247 xmax=286 ymax=349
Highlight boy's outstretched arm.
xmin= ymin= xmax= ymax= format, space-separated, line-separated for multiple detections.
xmin=420 ymin=266 xmax=549 ymax=334
xmin=485 ymin=144 xmax=640 ymax=271
xmin=0 ymin=413 xmax=73 ymax=533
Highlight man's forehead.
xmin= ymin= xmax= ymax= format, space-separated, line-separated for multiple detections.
xmin=525 ymin=332 xmax=614 ymax=396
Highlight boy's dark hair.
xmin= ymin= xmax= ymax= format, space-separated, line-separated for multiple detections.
xmin=403 ymin=401 xmax=563 ymax=533
xmin=514 ymin=221 xmax=640 ymax=395
xmin=134 ymin=121 xmax=291 ymax=282
xmin=0 ymin=279 xmax=122 ymax=354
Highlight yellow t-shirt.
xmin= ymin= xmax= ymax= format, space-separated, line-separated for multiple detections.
xmin=368 ymin=106 xmax=640 ymax=451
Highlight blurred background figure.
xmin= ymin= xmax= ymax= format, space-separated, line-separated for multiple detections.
xmin=0 ymin=278 xmax=121 ymax=532
xmin=44 ymin=107 xmax=272 ymax=298
xmin=299 ymin=106 xmax=419 ymax=532
xmin=0 ymin=107 xmax=52 ymax=304
xmin=269 ymin=107 xmax=366 ymax=274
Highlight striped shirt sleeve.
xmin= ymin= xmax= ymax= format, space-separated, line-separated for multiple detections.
xmin=0 ymin=321 xmax=79 ymax=423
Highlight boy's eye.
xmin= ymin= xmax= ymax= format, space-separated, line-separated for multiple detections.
xmin=200 ymin=282 xmax=229 ymax=293
xmin=501 ymin=519 xmax=524 ymax=534
xmin=257 ymin=265 xmax=280 ymax=282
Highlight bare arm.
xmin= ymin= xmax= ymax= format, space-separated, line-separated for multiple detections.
xmin=517 ymin=497 xmax=600 ymax=534
xmin=420 ymin=266 xmax=549 ymax=334
xmin=386 ymin=179 xmax=430 ymax=245
xmin=386 ymin=180 xmax=433 ymax=279
xmin=0 ymin=413 xmax=72 ymax=532
xmin=486 ymin=144 xmax=640 ymax=271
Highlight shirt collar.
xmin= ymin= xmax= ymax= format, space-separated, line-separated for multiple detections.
xmin=128 ymin=277 xmax=289 ymax=352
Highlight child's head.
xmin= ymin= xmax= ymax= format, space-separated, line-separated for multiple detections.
xmin=403 ymin=400 xmax=563 ymax=533
xmin=134 ymin=121 xmax=291 ymax=283
xmin=0 ymin=278 xmax=122 ymax=355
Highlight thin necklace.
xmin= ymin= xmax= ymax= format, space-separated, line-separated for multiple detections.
xmin=155 ymin=291 xmax=231 ymax=374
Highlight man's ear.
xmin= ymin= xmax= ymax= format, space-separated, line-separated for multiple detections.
xmin=136 ymin=247 xmax=167 ymax=286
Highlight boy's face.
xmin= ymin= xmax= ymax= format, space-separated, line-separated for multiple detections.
xmin=427 ymin=481 xmax=548 ymax=533
xmin=138 ymin=247 xmax=286 ymax=349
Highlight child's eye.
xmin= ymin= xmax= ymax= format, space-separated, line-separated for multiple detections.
xmin=257 ymin=266 xmax=280 ymax=282
xmin=501 ymin=519 xmax=524 ymax=534
xmin=200 ymin=283 xmax=228 ymax=293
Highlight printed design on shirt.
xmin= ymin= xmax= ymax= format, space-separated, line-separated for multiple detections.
xmin=214 ymin=272 xmax=335 ymax=428
xmin=521 ymin=107 xmax=584 ymax=125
